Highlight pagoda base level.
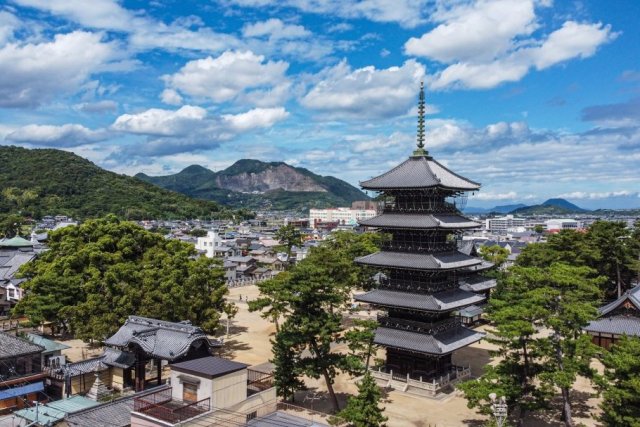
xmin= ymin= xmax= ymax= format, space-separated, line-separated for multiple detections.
xmin=386 ymin=348 xmax=452 ymax=378
xmin=370 ymin=362 xmax=471 ymax=398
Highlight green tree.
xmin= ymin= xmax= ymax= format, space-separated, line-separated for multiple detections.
xmin=599 ymin=336 xmax=640 ymax=427
xmin=533 ymin=224 xmax=545 ymax=236
xmin=344 ymin=318 xmax=378 ymax=374
xmin=14 ymin=215 xmax=229 ymax=340
xmin=333 ymin=370 xmax=387 ymax=427
xmin=275 ymin=224 xmax=303 ymax=259
xmin=0 ymin=214 xmax=27 ymax=238
xmin=188 ymin=228 xmax=208 ymax=237
xmin=478 ymin=244 xmax=510 ymax=268
xmin=248 ymin=271 xmax=292 ymax=332
xmin=272 ymin=323 xmax=305 ymax=402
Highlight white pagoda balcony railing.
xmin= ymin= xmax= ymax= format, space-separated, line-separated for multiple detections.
xmin=370 ymin=364 xmax=471 ymax=397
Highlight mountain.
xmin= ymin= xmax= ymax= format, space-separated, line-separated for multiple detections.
xmin=0 ymin=146 xmax=238 ymax=220
xmin=511 ymin=198 xmax=589 ymax=215
xmin=136 ymin=160 xmax=370 ymax=211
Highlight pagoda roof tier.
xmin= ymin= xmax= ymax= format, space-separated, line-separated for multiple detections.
xmin=374 ymin=325 xmax=484 ymax=356
xmin=355 ymin=250 xmax=481 ymax=271
xmin=359 ymin=213 xmax=480 ymax=230
xmin=459 ymin=275 xmax=497 ymax=292
xmin=459 ymin=260 xmax=495 ymax=273
xmin=360 ymin=155 xmax=480 ymax=191
xmin=355 ymin=288 xmax=485 ymax=312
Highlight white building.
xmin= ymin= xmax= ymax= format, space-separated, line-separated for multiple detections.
xmin=545 ymin=218 xmax=579 ymax=231
xmin=485 ymin=215 xmax=527 ymax=233
xmin=195 ymin=231 xmax=225 ymax=258
xmin=309 ymin=207 xmax=377 ymax=228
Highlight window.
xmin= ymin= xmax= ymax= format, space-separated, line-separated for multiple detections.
xmin=183 ymin=382 xmax=198 ymax=402
xmin=246 ymin=411 xmax=257 ymax=421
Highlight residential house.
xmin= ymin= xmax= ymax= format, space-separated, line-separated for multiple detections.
xmin=0 ymin=332 xmax=46 ymax=414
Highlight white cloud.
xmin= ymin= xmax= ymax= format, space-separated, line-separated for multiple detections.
xmin=162 ymin=51 xmax=290 ymax=106
xmin=301 ymin=59 xmax=425 ymax=120
xmin=111 ymin=105 xmax=208 ymax=136
xmin=0 ymin=11 xmax=20 ymax=45
xmin=0 ymin=31 xmax=122 ymax=107
xmin=556 ymin=191 xmax=638 ymax=200
xmin=75 ymin=100 xmax=118 ymax=113
xmin=160 ymin=89 xmax=183 ymax=106
xmin=6 ymin=124 xmax=109 ymax=147
xmin=406 ymin=0 xmax=617 ymax=90
xmin=14 ymin=0 xmax=133 ymax=31
xmin=242 ymin=18 xmax=310 ymax=40
xmin=472 ymin=191 xmax=518 ymax=200
xmin=227 ymin=0 xmax=429 ymax=28
xmin=222 ymin=107 xmax=289 ymax=131
xmin=351 ymin=131 xmax=412 ymax=153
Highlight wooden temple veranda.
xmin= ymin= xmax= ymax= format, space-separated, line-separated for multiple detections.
xmin=355 ymin=83 xmax=494 ymax=396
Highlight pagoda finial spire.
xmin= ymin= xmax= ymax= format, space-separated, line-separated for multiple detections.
xmin=413 ymin=81 xmax=429 ymax=157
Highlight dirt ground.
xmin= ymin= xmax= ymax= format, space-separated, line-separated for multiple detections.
xmin=224 ymin=284 xmax=603 ymax=427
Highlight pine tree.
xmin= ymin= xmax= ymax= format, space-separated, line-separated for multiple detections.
xmin=272 ymin=327 xmax=305 ymax=402
xmin=334 ymin=371 xmax=387 ymax=427
xmin=600 ymin=336 xmax=640 ymax=427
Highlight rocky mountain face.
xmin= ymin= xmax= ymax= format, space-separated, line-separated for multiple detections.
xmin=136 ymin=159 xmax=369 ymax=211
xmin=215 ymin=163 xmax=326 ymax=193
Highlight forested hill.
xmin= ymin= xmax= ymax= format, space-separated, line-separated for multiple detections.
xmin=136 ymin=159 xmax=369 ymax=210
xmin=0 ymin=146 xmax=240 ymax=220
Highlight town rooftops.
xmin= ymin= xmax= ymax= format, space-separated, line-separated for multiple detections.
xmin=104 ymin=316 xmax=221 ymax=361
xmin=0 ymin=331 xmax=44 ymax=358
xmin=360 ymin=155 xmax=480 ymax=191
xmin=355 ymin=288 xmax=484 ymax=312
xmin=355 ymin=251 xmax=481 ymax=271
xmin=584 ymin=316 xmax=640 ymax=336
xmin=171 ymin=356 xmax=248 ymax=380
xmin=599 ymin=285 xmax=640 ymax=316
xmin=359 ymin=213 xmax=480 ymax=230
xmin=26 ymin=333 xmax=71 ymax=354
xmin=0 ymin=236 xmax=33 ymax=248
xmin=14 ymin=396 xmax=99 ymax=426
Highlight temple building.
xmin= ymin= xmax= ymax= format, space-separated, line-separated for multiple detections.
xmin=354 ymin=83 xmax=490 ymax=396
xmin=584 ymin=285 xmax=640 ymax=349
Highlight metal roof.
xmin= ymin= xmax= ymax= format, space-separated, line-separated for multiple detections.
xmin=354 ymin=288 xmax=485 ymax=312
xmin=248 ymin=411 xmax=329 ymax=427
xmin=584 ymin=315 xmax=640 ymax=336
xmin=26 ymin=333 xmax=71 ymax=354
xmin=102 ymin=347 xmax=136 ymax=369
xmin=374 ymin=325 xmax=484 ymax=355
xmin=0 ymin=382 xmax=44 ymax=400
xmin=359 ymin=213 xmax=480 ymax=230
xmin=170 ymin=356 xmax=248 ymax=379
xmin=459 ymin=276 xmax=497 ymax=292
xmin=355 ymin=251 xmax=481 ymax=271
xmin=104 ymin=316 xmax=221 ymax=361
xmin=14 ymin=396 xmax=98 ymax=425
xmin=360 ymin=156 xmax=480 ymax=191
xmin=0 ymin=331 xmax=44 ymax=358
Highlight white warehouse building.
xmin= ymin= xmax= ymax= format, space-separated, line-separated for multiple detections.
xmin=485 ymin=215 xmax=527 ymax=233
xmin=309 ymin=207 xmax=377 ymax=228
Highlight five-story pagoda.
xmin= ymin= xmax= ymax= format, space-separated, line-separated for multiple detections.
xmin=355 ymin=83 xmax=486 ymax=391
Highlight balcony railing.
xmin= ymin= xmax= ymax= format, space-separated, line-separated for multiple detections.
xmin=370 ymin=365 xmax=471 ymax=396
xmin=133 ymin=387 xmax=210 ymax=424
xmin=377 ymin=315 xmax=460 ymax=335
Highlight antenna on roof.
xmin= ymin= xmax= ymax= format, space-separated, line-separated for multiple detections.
xmin=413 ymin=81 xmax=429 ymax=157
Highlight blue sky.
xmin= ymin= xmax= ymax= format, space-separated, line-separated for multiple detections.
xmin=1 ymin=0 xmax=639 ymax=209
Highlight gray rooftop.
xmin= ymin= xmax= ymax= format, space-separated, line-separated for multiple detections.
xmin=360 ymin=155 xmax=480 ymax=191
xmin=459 ymin=276 xmax=497 ymax=292
xmin=355 ymin=288 xmax=485 ymax=312
xmin=0 ymin=331 xmax=44 ymax=358
xmin=374 ymin=325 xmax=484 ymax=355
xmin=599 ymin=285 xmax=640 ymax=316
xmin=584 ymin=315 xmax=640 ymax=336
xmin=104 ymin=316 xmax=221 ymax=361
xmin=355 ymin=251 xmax=481 ymax=271
xmin=359 ymin=213 xmax=480 ymax=230
xmin=170 ymin=356 xmax=248 ymax=379
xmin=248 ymin=411 xmax=329 ymax=427
xmin=26 ymin=334 xmax=70 ymax=354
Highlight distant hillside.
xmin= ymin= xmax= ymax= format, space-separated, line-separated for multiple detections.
xmin=511 ymin=198 xmax=589 ymax=215
xmin=136 ymin=160 xmax=369 ymax=210
xmin=0 ymin=146 xmax=239 ymax=220
xmin=465 ymin=203 xmax=528 ymax=214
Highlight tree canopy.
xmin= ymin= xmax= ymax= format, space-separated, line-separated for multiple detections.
xmin=14 ymin=215 xmax=229 ymax=340
xmin=599 ymin=336 xmax=640 ymax=427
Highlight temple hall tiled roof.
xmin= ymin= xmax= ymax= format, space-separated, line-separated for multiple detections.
xmin=355 ymin=288 xmax=484 ymax=312
xmin=355 ymin=251 xmax=481 ymax=271
xmin=0 ymin=331 xmax=44 ymax=358
xmin=584 ymin=316 xmax=640 ymax=336
xmin=360 ymin=156 xmax=480 ymax=191
xmin=104 ymin=316 xmax=221 ymax=361
xmin=599 ymin=285 xmax=640 ymax=316
xmin=374 ymin=325 xmax=484 ymax=355
xmin=359 ymin=213 xmax=480 ymax=230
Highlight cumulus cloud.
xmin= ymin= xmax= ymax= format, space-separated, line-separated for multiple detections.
xmin=75 ymin=100 xmax=118 ymax=113
xmin=301 ymin=59 xmax=425 ymax=120
xmin=556 ymin=191 xmax=639 ymax=199
xmin=405 ymin=0 xmax=617 ymax=90
xmin=0 ymin=31 xmax=123 ymax=108
xmin=110 ymin=105 xmax=289 ymax=156
xmin=162 ymin=51 xmax=290 ymax=106
xmin=160 ymin=89 xmax=183 ymax=106
xmin=472 ymin=191 xmax=519 ymax=200
xmin=242 ymin=19 xmax=310 ymax=40
xmin=6 ymin=124 xmax=110 ymax=147
xmin=226 ymin=0 xmax=429 ymax=28
xmin=351 ymin=132 xmax=413 ymax=153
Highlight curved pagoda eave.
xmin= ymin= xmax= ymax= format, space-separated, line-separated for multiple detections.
xmin=355 ymin=250 xmax=481 ymax=271
xmin=355 ymin=288 xmax=485 ymax=313
xmin=359 ymin=213 xmax=481 ymax=230
xmin=373 ymin=325 xmax=485 ymax=356
xmin=360 ymin=155 xmax=480 ymax=192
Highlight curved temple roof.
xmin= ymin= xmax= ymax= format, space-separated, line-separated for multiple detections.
xmin=359 ymin=213 xmax=480 ymax=230
xmin=374 ymin=325 xmax=484 ymax=355
xmin=360 ymin=155 xmax=480 ymax=191
xmin=355 ymin=288 xmax=485 ymax=312
xmin=355 ymin=250 xmax=481 ymax=271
